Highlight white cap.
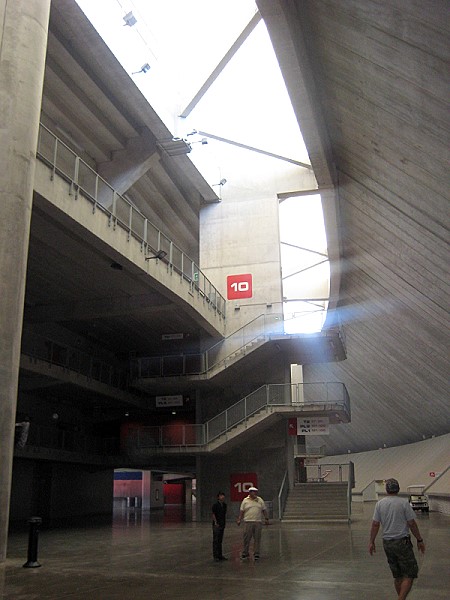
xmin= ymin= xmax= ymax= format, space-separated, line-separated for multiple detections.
xmin=248 ymin=486 xmax=258 ymax=492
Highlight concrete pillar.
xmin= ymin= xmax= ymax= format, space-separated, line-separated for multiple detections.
xmin=0 ymin=0 xmax=51 ymax=562
xmin=142 ymin=471 xmax=151 ymax=510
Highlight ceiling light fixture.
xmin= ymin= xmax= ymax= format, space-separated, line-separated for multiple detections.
xmin=123 ymin=11 xmax=137 ymax=27
xmin=110 ymin=261 xmax=123 ymax=270
xmin=189 ymin=138 xmax=208 ymax=146
xmin=132 ymin=63 xmax=151 ymax=75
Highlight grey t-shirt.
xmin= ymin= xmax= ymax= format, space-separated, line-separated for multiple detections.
xmin=373 ymin=495 xmax=416 ymax=539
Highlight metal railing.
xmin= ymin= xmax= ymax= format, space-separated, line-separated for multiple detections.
xmin=36 ymin=123 xmax=226 ymax=318
xmin=16 ymin=422 xmax=118 ymax=456
xmin=294 ymin=443 xmax=326 ymax=456
xmin=132 ymin=312 xmax=346 ymax=380
xmin=127 ymin=382 xmax=350 ymax=451
xmin=278 ymin=470 xmax=289 ymax=520
xmin=21 ymin=332 xmax=129 ymax=389
xmin=306 ymin=463 xmax=351 ymax=483
xmin=206 ymin=382 xmax=350 ymax=444
xmin=132 ymin=312 xmax=285 ymax=379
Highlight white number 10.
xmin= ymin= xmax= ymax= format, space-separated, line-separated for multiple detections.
xmin=233 ymin=482 xmax=253 ymax=492
xmin=231 ymin=281 xmax=249 ymax=292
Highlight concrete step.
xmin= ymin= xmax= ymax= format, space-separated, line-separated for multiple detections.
xmin=283 ymin=483 xmax=350 ymax=522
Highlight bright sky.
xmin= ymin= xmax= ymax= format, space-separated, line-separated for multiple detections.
xmin=75 ymin=0 xmax=329 ymax=333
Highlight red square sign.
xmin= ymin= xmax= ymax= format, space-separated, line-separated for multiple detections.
xmin=227 ymin=274 xmax=253 ymax=300
xmin=230 ymin=473 xmax=258 ymax=501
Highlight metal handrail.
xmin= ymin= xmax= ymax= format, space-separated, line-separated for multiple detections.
xmin=133 ymin=312 xmax=346 ymax=380
xmin=21 ymin=332 xmax=129 ymax=389
xmin=129 ymin=382 xmax=350 ymax=451
xmin=36 ymin=123 xmax=226 ymax=318
xmin=14 ymin=422 xmax=118 ymax=456
xmin=278 ymin=470 xmax=288 ymax=520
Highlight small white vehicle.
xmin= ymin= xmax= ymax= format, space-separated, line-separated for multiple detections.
xmin=407 ymin=485 xmax=429 ymax=513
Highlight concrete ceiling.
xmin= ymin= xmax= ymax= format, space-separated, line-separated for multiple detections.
xmin=258 ymin=0 xmax=449 ymax=452
xmin=23 ymin=0 xmax=449 ymax=454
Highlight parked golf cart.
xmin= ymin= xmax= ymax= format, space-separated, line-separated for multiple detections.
xmin=407 ymin=485 xmax=429 ymax=513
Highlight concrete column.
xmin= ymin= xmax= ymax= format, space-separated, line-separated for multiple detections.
xmin=142 ymin=471 xmax=151 ymax=510
xmin=0 ymin=0 xmax=51 ymax=562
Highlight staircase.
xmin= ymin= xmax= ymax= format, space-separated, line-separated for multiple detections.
xmin=282 ymin=482 xmax=350 ymax=522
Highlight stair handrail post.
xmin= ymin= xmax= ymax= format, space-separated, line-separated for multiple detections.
xmin=278 ymin=470 xmax=288 ymax=520
xmin=347 ymin=460 xmax=354 ymax=522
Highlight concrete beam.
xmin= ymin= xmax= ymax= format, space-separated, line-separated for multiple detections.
xmin=97 ymin=129 xmax=160 ymax=196
xmin=25 ymin=293 xmax=173 ymax=323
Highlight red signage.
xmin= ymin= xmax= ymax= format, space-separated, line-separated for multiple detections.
xmin=288 ymin=418 xmax=297 ymax=436
xmin=230 ymin=473 xmax=258 ymax=501
xmin=227 ymin=274 xmax=253 ymax=300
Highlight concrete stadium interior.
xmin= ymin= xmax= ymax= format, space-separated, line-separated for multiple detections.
xmin=1 ymin=1 xmax=449 ymax=598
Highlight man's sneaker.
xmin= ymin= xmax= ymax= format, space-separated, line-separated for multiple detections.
xmin=240 ymin=553 xmax=249 ymax=560
xmin=254 ymin=554 xmax=260 ymax=560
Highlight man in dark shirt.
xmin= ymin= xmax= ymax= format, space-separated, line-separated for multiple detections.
xmin=212 ymin=491 xmax=227 ymax=561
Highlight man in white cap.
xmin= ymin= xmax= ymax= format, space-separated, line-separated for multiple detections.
xmin=237 ymin=486 xmax=269 ymax=560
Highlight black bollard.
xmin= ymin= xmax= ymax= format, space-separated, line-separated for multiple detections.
xmin=23 ymin=516 xmax=42 ymax=568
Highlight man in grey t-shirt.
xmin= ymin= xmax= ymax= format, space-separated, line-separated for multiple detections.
xmin=369 ymin=478 xmax=425 ymax=600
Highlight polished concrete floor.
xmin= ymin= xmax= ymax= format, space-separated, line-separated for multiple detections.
xmin=1 ymin=503 xmax=449 ymax=599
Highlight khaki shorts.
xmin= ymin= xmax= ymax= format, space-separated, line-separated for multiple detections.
xmin=383 ymin=537 xmax=418 ymax=579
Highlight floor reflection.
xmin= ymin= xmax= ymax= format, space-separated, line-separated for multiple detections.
xmin=112 ymin=503 xmax=193 ymax=527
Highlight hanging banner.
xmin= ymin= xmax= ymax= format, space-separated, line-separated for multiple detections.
xmin=296 ymin=417 xmax=330 ymax=435
xmin=288 ymin=418 xmax=298 ymax=436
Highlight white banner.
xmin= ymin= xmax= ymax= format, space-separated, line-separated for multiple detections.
xmin=297 ymin=417 xmax=329 ymax=435
xmin=155 ymin=395 xmax=183 ymax=407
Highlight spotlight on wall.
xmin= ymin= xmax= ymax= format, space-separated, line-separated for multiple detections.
xmin=123 ymin=11 xmax=137 ymax=26
xmin=188 ymin=137 xmax=208 ymax=147
xmin=146 ymin=250 xmax=168 ymax=261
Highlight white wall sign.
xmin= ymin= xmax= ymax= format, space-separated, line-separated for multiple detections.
xmin=297 ymin=417 xmax=330 ymax=435
xmin=161 ymin=333 xmax=184 ymax=340
xmin=155 ymin=395 xmax=183 ymax=407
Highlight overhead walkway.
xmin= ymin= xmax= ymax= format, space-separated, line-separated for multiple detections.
xmin=131 ymin=313 xmax=347 ymax=393
xmin=124 ymin=382 xmax=350 ymax=456
xmin=18 ymin=332 xmax=350 ymax=463
xmin=20 ymin=332 xmax=145 ymax=408
xmin=33 ymin=123 xmax=226 ymax=336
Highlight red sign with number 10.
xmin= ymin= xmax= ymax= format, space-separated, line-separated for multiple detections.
xmin=230 ymin=473 xmax=258 ymax=501
xmin=227 ymin=274 xmax=253 ymax=300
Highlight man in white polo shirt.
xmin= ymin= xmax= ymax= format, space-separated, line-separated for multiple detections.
xmin=237 ymin=486 xmax=269 ymax=560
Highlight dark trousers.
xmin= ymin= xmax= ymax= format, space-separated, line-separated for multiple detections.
xmin=212 ymin=524 xmax=225 ymax=558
